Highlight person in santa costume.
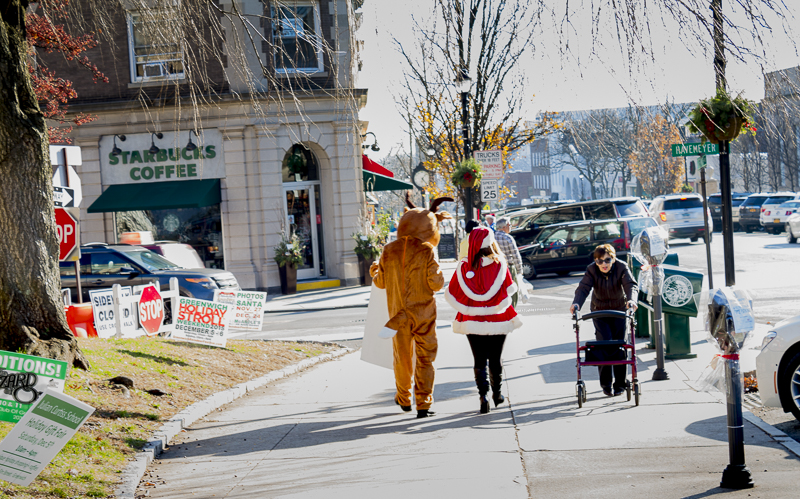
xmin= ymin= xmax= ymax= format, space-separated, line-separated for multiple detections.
xmin=445 ymin=227 xmax=522 ymax=414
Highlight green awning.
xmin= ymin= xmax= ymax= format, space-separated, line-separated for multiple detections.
xmin=88 ymin=179 xmax=221 ymax=213
xmin=363 ymin=171 xmax=413 ymax=192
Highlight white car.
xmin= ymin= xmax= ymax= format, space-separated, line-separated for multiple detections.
xmin=757 ymin=315 xmax=800 ymax=421
xmin=649 ymin=193 xmax=713 ymax=243
xmin=759 ymin=192 xmax=799 ymax=234
xmin=786 ymin=212 xmax=800 ymax=244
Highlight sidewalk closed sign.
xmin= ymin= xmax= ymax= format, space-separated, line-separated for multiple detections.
xmin=0 ymin=351 xmax=68 ymax=423
xmin=171 ymin=297 xmax=231 ymax=347
xmin=0 ymin=389 xmax=94 ymax=486
xmin=91 ymin=287 xmax=135 ymax=338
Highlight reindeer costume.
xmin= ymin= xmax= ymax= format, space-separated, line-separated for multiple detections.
xmin=370 ymin=195 xmax=453 ymax=418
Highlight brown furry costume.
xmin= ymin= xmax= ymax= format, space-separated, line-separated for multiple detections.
xmin=371 ymin=195 xmax=453 ymax=413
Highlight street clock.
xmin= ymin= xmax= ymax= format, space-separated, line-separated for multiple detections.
xmin=412 ymin=164 xmax=430 ymax=189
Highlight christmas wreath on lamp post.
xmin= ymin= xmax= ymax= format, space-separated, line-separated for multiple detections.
xmin=686 ymin=89 xmax=756 ymax=144
xmin=450 ymin=157 xmax=483 ymax=188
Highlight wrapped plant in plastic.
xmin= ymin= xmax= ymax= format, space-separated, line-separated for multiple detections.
xmin=631 ymin=226 xmax=669 ymax=295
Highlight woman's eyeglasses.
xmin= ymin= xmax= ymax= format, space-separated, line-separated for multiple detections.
xmin=595 ymin=257 xmax=614 ymax=264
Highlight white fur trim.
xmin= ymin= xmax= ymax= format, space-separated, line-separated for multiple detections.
xmin=452 ymin=316 xmax=523 ymax=335
xmin=445 ymin=287 xmax=512 ymax=316
xmin=455 ymin=260 xmax=508 ymax=302
xmin=481 ymin=230 xmax=496 ymax=248
xmin=506 ymin=283 xmax=518 ymax=297
xmin=378 ymin=327 xmax=397 ymax=339
xmin=466 ymin=271 xmax=475 ymax=278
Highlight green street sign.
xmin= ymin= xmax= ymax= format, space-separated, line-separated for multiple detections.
xmin=671 ymin=143 xmax=719 ymax=157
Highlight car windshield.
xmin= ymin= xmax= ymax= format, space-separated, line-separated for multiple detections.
xmin=664 ymin=198 xmax=703 ymax=210
xmin=740 ymin=196 xmax=769 ymax=207
xmin=764 ymin=196 xmax=795 ymax=205
xmin=781 ymin=201 xmax=800 ymax=208
xmin=122 ymin=249 xmax=179 ymax=272
xmin=615 ymin=200 xmax=648 ymax=216
xmin=626 ymin=217 xmax=658 ymax=236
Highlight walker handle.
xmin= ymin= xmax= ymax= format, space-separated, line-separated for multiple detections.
xmin=579 ymin=310 xmax=628 ymax=321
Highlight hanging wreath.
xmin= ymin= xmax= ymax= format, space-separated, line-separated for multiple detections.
xmin=450 ymin=158 xmax=483 ymax=188
xmin=686 ymin=89 xmax=757 ymax=144
xmin=285 ymin=148 xmax=307 ymax=174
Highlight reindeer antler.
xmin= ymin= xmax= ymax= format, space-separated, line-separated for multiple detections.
xmin=429 ymin=197 xmax=454 ymax=213
xmin=405 ymin=191 xmax=417 ymax=209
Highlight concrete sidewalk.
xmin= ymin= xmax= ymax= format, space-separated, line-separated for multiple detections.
xmin=138 ymin=309 xmax=798 ymax=498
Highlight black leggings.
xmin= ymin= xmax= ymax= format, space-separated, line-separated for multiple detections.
xmin=593 ymin=316 xmax=627 ymax=390
xmin=466 ymin=334 xmax=507 ymax=373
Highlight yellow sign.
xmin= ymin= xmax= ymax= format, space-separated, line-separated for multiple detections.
xmin=483 ymin=204 xmax=490 ymax=211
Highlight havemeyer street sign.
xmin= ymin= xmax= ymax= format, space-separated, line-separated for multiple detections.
xmin=671 ymin=143 xmax=719 ymax=157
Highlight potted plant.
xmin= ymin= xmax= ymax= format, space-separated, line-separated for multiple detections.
xmin=450 ymin=157 xmax=483 ymax=188
xmin=274 ymin=231 xmax=303 ymax=295
xmin=352 ymin=231 xmax=382 ymax=286
xmin=686 ymin=89 xmax=756 ymax=144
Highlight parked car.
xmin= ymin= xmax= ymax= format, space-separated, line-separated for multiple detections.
xmin=59 ymin=244 xmax=239 ymax=303
xmin=517 ymin=216 xmax=658 ymax=279
xmin=786 ymin=211 xmax=800 ymax=244
xmin=760 ymin=193 xmax=800 ymax=234
xmin=708 ymin=192 xmax=750 ymax=231
xmin=756 ymin=314 xmax=800 ymax=421
xmin=509 ymin=197 xmax=650 ymax=246
xmin=649 ymin=193 xmax=712 ymax=243
xmin=142 ymin=241 xmax=206 ymax=269
xmin=738 ymin=193 xmax=772 ymax=233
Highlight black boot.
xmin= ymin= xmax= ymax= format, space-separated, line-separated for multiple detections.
xmin=474 ymin=368 xmax=490 ymax=414
xmin=489 ymin=367 xmax=505 ymax=407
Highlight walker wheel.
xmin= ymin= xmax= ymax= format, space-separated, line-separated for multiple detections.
xmin=634 ymin=383 xmax=640 ymax=406
xmin=625 ymin=380 xmax=632 ymax=402
xmin=576 ymin=383 xmax=585 ymax=408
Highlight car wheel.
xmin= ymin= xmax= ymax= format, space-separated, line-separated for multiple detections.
xmin=745 ymin=226 xmax=752 ymax=233
xmin=690 ymin=237 xmax=698 ymax=243
xmin=788 ymin=226 xmax=797 ymax=244
xmin=522 ymin=261 xmax=537 ymax=280
xmin=779 ymin=351 xmax=800 ymax=422
xmin=557 ymin=271 xmax=570 ymax=277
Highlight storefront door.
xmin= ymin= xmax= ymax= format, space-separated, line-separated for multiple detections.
xmin=283 ymin=183 xmax=324 ymax=279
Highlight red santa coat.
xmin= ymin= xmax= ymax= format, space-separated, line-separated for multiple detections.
xmin=445 ymin=256 xmax=523 ymax=335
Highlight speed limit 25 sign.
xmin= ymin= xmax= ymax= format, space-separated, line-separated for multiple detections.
xmin=481 ymin=180 xmax=499 ymax=202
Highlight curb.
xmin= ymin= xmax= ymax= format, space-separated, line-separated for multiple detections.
xmin=743 ymin=410 xmax=800 ymax=458
xmin=264 ymin=303 xmax=369 ymax=314
xmin=115 ymin=347 xmax=353 ymax=498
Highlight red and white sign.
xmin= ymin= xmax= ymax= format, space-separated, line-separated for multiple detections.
xmin=474 ymin=150 xmax=503 ymax=180
xmin=54 ymin=207 xmax=80 ymax=262
xmin=138 ymin=285 xmax=164 ymax=336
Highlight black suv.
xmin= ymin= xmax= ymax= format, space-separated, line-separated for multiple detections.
xmin=510 ymin=197 xmax=650 ymax=246
xmin=738 ymin=193 xmax=772 ymax=233
xmin=59 ymin=244 xmax=239 ymax=303
xmin=518 ymin=217 xmax=658 ymax=279
xmin=708 ymin=192 xmax=750 ymax=231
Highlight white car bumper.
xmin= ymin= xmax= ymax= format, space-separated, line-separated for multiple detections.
xmin=756 ymin=345 xmax=782 ymax=409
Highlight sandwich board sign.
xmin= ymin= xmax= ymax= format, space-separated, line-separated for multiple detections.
xmin=0 ymin=389 xmax=93 ymax=486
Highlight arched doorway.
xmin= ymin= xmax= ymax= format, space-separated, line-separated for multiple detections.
xmin=282 ymin=144 xmax=325 ymax=279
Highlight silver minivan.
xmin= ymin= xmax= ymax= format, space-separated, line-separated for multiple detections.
xmin=649 ymin=193 xmax=713 ymax=243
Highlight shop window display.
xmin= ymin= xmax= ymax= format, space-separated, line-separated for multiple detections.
xmin=115 ymin=205 xmax=225 ymax=269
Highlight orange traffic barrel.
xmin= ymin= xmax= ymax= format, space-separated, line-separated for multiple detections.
xmin=65 ymin=302 xmax=97 ymax=338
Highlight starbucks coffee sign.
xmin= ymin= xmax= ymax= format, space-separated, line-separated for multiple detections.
xmin=99 ymin=129 xmax=225 ymax=185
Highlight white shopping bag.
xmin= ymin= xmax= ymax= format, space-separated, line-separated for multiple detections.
xmin=361 ymin=284 xmax=394 ymax=369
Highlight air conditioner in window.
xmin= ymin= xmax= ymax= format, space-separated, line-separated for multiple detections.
xmin=143 ymin=62 xmax=167 ymax=77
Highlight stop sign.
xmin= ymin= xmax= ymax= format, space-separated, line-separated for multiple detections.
xmin=138 ymin=285 xmax=164 ymax=336
xmin=55 ymin=207 xmax=78 ymax=261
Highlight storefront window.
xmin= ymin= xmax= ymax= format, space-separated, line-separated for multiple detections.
xmin=282 ymin=145 xmax=319 ymax=182
xmin=115 ymin=205 xmax=225 ymax=268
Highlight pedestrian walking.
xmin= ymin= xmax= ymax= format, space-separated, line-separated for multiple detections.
xmin=445 ymin=227 xmax=522 ymax=414
xmin=569 ymin=244 xmax=638 ymax=396
xmin=494 ymin=217 xmax=523 ymax=307
xmin=484 ymin=213 xmax=496 ymax=231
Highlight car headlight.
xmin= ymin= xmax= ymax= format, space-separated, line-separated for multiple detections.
xmin=185 ymin=277 xmax=215 ymax=289
xmin=760 ymin=331 xmax=777 ymax=351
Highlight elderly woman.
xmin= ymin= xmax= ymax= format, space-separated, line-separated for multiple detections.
xmin=569 ymin=244 xmax=638 ymax=397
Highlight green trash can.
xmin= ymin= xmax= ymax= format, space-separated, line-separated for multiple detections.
xmin=630 ymin=261 xmax=704 ymax=359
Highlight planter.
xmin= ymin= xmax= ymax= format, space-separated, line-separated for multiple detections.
xmin=455 ymin=178 xmax=478 ymax=189
xmin=278 ymin=263 xmax=297 ymax=295
xmin=357 ymin=254 xmax=376 ymax=286
xmin=704 ymin=116 xmax=744 ymax=144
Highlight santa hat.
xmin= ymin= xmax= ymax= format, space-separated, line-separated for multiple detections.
xmin=467 ymin=227 xmax=495 ymax=269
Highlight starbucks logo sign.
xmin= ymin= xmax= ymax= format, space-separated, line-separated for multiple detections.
xmin=662 ymin=275 xmax=694 ymax=307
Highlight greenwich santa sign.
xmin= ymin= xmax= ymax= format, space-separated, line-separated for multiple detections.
xmin=98 ymin=129 xmax=225 ymax=185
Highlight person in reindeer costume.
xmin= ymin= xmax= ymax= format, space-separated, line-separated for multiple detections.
xmin=370 ymin=194 xmax=453 ymax=419
xmin=445 ymin=227 xmax=522 ymax=414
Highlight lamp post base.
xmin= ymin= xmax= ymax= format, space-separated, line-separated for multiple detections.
xmin=720 ymin=464 xmax=754 ymax=489
xmin=651 ymin=368 xmax=669 ymax=381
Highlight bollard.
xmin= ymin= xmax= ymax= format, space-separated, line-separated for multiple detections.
xmin=650 ymin=268 xmax=669 ymax=380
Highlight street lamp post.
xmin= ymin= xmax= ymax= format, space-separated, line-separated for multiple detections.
xmin=578 ymin=174 xmax=585 ymax=201
xmin=456 ymin=69 xmax=474 ymax=221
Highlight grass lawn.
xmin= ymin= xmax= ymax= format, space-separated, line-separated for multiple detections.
xmin=0 ymin=337 xmax=337 ymax=498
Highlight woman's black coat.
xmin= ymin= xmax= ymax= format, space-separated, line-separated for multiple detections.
xmin=572 ymin=260 xmax=638 ymax=312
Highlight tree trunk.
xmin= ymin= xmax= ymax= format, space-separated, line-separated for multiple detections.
xmin=0 ymin=1 xmax=89 ymax=370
